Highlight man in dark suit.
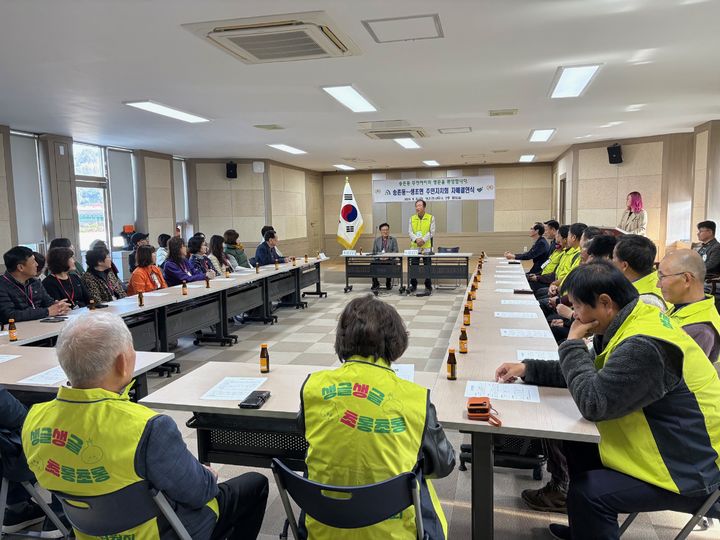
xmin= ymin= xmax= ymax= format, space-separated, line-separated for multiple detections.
xmin=371 ymin=223 xmax=399 ymax=290
xmin=505 ymin=222 xmax=550 ymax=274
xmin=255 ymin=230 xmax=287 ymax=266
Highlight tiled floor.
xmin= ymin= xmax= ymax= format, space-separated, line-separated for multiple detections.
xmin=140 ymin=263 xmax=716 ymax=538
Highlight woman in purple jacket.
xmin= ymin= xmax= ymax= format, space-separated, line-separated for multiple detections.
xmin=162 ymin=237 xmax=207 ymax=286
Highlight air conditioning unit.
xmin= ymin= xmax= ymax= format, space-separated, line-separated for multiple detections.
xmin=363 ymin=128 xmax=427 ymax=140
xmin=182 ymin=11 xmax=360 ymax=64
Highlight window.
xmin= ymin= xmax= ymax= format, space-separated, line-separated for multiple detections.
xmin=73 ymin=143 xmax=104 ymax=177
xmin=73 ymin=142 xmax=111 ymax=252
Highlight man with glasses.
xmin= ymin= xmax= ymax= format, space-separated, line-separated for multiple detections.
xmin=657 ymin=249 xmax=720 ymax=362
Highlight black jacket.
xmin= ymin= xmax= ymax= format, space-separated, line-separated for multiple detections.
xmin=0 ymin=272 xmax=56 ymax=324
xmin=514 ymin=237 xmax=550 ymax=274
xmin=0 ymin=386 xmax=33 ymax=482
xmin=43 ymin=274 xmax=92 ymax=308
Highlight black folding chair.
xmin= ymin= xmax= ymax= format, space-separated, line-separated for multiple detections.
xmin=53 ymin=481 xmax=191 ymax=540
xmin=619 ymin=488 xmax=720 ymax=539
xmin=271 ymin=458 xmax=427 ymax=539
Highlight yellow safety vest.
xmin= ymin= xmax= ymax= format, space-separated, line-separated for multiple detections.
xmin=594 ymin=301 xmax=720 ymax=495
xmin=555 ymin=246 xmax=580 ymax=284
xmin=22 ymin=385 xmax=219 ymax=539
xmin=410 ymin=213 xmax=433 ymax=249
xmin=301 ymin=356 xmax=447 ymax=539
xmin=541 ymin=246 xmax=563 ymax=276
xmin=632 ymin=271 xmax=671 ymax=310
xmin=667 ymin=296 xmax=720 ymax=362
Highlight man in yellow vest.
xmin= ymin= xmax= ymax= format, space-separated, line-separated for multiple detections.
xmin=299 ymin=295 xmax=455 ymax=539
xmin=530 ymin=223 xmax=568 ymax=293
xmin=408 ymin=199 xmax=435 ymax=294
xmin=21 ymin=312 xmax=269 ymax=539
xmin=613 ymin=234 xmax=669 ymax=311
xmin=658 ymin=249 xmax=720 ymax=362
xmin=495 ymin=261 xmax=720 ymax=539
xmin=540 ymin=223 xmax=586 ymax=316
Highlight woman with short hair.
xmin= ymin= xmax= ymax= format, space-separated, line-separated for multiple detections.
xmin=43 ymin=247 xmax=91 ymax=308
xmin=298 ymin=294 xmax=455 ymax=539
xmin=223 ymin=229 xmax=250 ymax=268
xmin=81 ymin=247 xmax=127 ymax=303
xmin=128 ymin=245 xmax=167 ymax=295
xmin=48 ymin=237 xmax=85 ymax=274
xmin=618 ymin=191 xmax=648 ymax=236
xmin=162 ymin=237 xmax=206 ymax=287
xmin=187 ymin=236 xmax=217 ymax=277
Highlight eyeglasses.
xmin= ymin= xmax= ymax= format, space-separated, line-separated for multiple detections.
xmin=656 ymin=271 xmax=689 ymax=281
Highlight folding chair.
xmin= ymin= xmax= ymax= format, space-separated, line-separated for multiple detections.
xmin=271 ymin=458 xmax=427 ymax=539
xmin=0 ymin=448 xmax=70 ymax=538
xmin=53 ymin=481 xmax=192 ymax=540
xmin=619 ymin=488 xmax=720 ymax=539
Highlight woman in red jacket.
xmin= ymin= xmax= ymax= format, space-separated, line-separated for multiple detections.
xmin=128 ymin=245 xmax=167 ymax=295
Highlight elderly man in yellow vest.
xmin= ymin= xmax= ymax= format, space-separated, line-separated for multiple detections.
xmin=21 ymin=311 xmax=268 ymax=540
xmin=408 ymin=198 xmax=436 ymax=294
xmin=613 ymin=234 xmax=669 ymax=312
xmin=299 ymin=294 xmax=455 ymax=539
xmin=658 ymin=249 xmax=720 ymax=362
xmin=495 ymin=261 xmax=720 ymax=539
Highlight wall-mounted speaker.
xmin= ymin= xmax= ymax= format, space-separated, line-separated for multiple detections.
xmin=226 ymin=161 xmax=237 ymax=179
xmin=252 ymin=161 xmax=265 ymax=174
xmin=607 ymin=144 xmax=622 ymax=164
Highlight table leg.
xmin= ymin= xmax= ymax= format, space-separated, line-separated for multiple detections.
xmin=133 ymin=373 xmax=148 ymax=401
xmin=302 ymin=263 xmax=327 ymax=297
xmin=472 ymin=431 xmax=494 ymax=540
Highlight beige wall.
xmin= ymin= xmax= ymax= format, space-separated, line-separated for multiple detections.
xmin=693 ymin=129 xmax=709 ymax=230
xmin=575 ymin=141 xmax=664 ymax=244
xmin=0 ymin=126 xmax=16 ymax=259
xmin=696 ymin=120 xmax=720 ymax=225
xmin=269 ymin=163 xmax=307 ymax=241
xmin=134 ymin=151 xmax=175 ymax=244
xmin=322 ymin=164 xmax=552 ymax=256
xmin=190 ymin=160 xmax=266 ymax=245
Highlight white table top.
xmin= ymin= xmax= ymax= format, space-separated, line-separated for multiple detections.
xmin=140 ymin=361 xmax=439 ymax=419
xmin=0 ymin=345 xmax=174 ymax=393
xmin=0 ymin=257 xmax=330 ymax=346
xmin=342 ymin=252 xmax=473 ymax=258
xmin=429 ymin=258 xmax=599 ymax=442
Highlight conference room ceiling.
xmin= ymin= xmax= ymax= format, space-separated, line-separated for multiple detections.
xmin=0 ymin=0 xmax=718 ymax=171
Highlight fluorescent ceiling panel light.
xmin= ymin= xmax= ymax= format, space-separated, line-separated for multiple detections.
xmin=124 ymin=100 xmax=209 ymax=123
xmin=600 ymin=121 xmax=623 ymax=128
xmin=322 ymin=85 xmax=376 ymax=113
xmin=438 ymin=127 xmax=472 ymax=134
xmin=268 ymin=144 xmax=307 ymax=155
xmin=625 ymin=104 xmax=645 ymax=112
xmin=333 ymin=164 xmax=355 ymax=171
xmin=628 ymin=48 xmax=657 ymax=65
xmin=394 ymin=138 xmax=421 ymax=149
xmin=550 ymin=65 xmax=602 ymax=98
xmin=362 ymin=14 xmax=443 ymax=43
xmin=575 ymin=134 xmax=595 ymax=139
xmin=519 ymin=154 xmax=535 ymax=163
xmin=529 ymin=129 xmax=556 ymax=142
xmin=423 ymin=160 xmax=440 ymax=167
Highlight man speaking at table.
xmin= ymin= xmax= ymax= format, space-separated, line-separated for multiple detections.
xmin=494 ymin=261 xmax=720 ymax=539
xmin=408 ymin=199 xmax=435 ymax=295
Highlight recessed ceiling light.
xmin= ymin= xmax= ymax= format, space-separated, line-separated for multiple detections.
xmin=461 ymin=153 xmax=486 ymax=158
xmin=394 ymin=138 xmax=421 ymax=149
xmin=628 ymin=49 xmax=656 ymax=65
xmin=529 ymin=129 xmax=556 ymax=142
xmin=423 ymin=160 xmax=440 ymax=167
xmin=333 ymin=164 xmax=356 ymax=171
xmin=600 ymin=121 xmax=623 ymax=128
xmin=438 ymin=127 xmax=472 ymax=134
xmin=519 ymin=154 xmax=535 ymax=163
xmin=267 ymin=144 xmax=307 ymax=155
xmin=322 ymin=85 xmax=377 ymax=113
xmin=575 ymin=134 xmax=595 ymax=139
xmin=625 ymin=104 xmax=645 ymax=112
xmin=124 ymin=100 xmax=209 ymax=123
xmin=550 ymin=64 xmax=602 ymax=98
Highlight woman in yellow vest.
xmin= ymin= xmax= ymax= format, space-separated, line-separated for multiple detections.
xmin=495 ymin=261 xmax=720 ymax=539
xmin=299 ymin=295 xmax=455 ymax=539
xmin=22 ymin=311 xmax=269 ymax=539
xmin=658 ymin=249 xmax=720 ymax=362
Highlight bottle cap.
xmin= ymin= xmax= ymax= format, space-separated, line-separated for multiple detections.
xmin=448 ymin=348 xmax=455 ymax=353
xmin=461 ymin=327 xmax=466 ymax=331
xmin=261 ymin=343 xmax=268 ymax=348
xmin=9 ymin=318 xmax=14 ymax=323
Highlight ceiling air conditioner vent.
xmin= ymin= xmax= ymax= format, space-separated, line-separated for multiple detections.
xmin=182 ymin=11 xmax=360 ymax=64
xmin=488 ymin=108 xmax=519 ymax=117
xmin=363 ymin=128 xmax=427 ymax=140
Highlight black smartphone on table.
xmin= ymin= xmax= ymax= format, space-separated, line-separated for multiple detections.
xmin=239 ymin=391 xmax=271 ymax=409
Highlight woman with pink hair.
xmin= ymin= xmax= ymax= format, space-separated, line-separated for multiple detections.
xmin=618 ymin=191 xmax=648 ymax=235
